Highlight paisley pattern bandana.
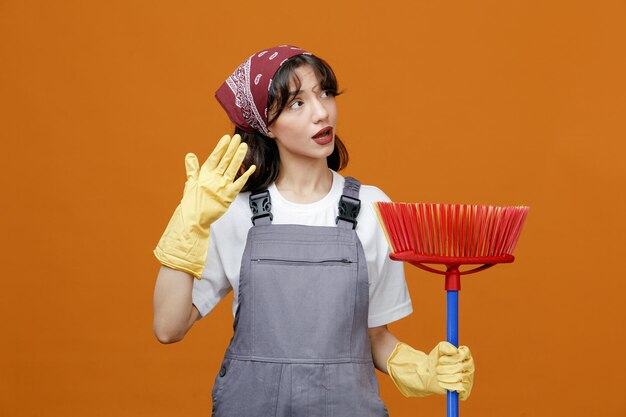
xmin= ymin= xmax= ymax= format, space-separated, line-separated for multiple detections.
xmin=215 ymin=45 xmax=311 ymax=136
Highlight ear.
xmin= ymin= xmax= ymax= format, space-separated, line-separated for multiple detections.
xmin=266 ymin=130 xmax=275 ymax=139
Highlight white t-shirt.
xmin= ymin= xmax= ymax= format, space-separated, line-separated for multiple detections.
xmin=192 ymin=170 xmax=413 ymax=328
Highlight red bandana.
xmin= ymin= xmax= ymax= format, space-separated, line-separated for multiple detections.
xmin=215 ymin=45 xmax=310 ymax=136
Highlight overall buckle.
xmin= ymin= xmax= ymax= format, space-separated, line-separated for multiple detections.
xmin=336 ymin=195 xmax=361 ymax=229
xmin=249 ymin=190 xmax=273 ymax=225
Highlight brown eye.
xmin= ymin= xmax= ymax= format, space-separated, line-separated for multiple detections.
xmin=288 ymin=100 xmax=304 ymax=110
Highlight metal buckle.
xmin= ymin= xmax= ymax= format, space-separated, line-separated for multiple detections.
xmin=336 ymin=195 xmax=361 ymax=229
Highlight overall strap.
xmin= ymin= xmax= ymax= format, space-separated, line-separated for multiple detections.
xmin=249 ymin=190 xmax=273 ymax=225
xmin=336 ymin=177 xmax=361 ymax=230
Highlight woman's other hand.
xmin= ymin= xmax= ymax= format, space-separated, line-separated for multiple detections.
xmin=432 ymin=341 xmax=474 ymax=400
xmin=386 ymin=341 xmax=475 ymax=400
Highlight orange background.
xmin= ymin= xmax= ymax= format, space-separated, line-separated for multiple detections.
xmin=2 ymin=0 xmax=625 ymax=416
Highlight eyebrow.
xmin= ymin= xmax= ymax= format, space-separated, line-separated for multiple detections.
xmin=287 ymin=85 xmax=324 ymax=99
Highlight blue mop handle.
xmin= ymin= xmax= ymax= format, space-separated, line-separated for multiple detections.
xmin=447 ymin=290 xmax=459 ymax=417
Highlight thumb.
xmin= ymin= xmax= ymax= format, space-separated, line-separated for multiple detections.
xmin=437 ymin=341 xmax=459 ymax=356
xmin=185 ymin=153 xmax=200 ymax=181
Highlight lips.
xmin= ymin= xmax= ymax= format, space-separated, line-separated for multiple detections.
xmin=312 ymin=127 xmax=334 ymax=145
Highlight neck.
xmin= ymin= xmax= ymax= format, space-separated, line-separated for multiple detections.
xmin=275 ymin=157 xmax=332 ymax=204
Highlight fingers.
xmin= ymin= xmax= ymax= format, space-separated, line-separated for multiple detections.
xmin=200 ymin=133 xmax=250 ymax=179
xmin=435 ymin=342 xmax=474 ymax=398
xmin=232 ymin=164 xmax=257 ymax=190
xmin=224 ymin=140 xmax=249 ymax=181
xmin=216 ymin=134 xmax=242 ymax=175
xmin=437 ymin=342 xmax=471 ymax=364
xmin=437 ymin=362 xmax=465 ymax=375
xmin=203 ymin=134 xmax=249 ymax=182
xmin=185 ymin=153 xmax=200 ymax=180
xmin=438 ymin=370 xmax=472 ymax=392
xmin=458 ymin=370 xmax=474 ymax=401
xmin=438 ymin=350 xmax=467 ymax=365
xmin=455 ymin=346 xmax=471 ymax=355
xmin=437 ymin=345 xmax=473 ymax=372
xmin=441 ymin=370 xmax=473 ymax=400
xmin=437 ymin=373 xmax=463 ymax=384
xmin=205 ymin=134 xmax=232 ymax=171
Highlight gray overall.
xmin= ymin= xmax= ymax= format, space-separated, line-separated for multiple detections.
xmin=211 ymin=178 xmax=389 ymax=417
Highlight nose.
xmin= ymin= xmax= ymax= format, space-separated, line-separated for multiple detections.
xmin=311 ymin=96 xmax=329 ymax=123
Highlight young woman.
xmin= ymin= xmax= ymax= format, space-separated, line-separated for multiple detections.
xmin=153 ymin=45 xmax=474 ymax=416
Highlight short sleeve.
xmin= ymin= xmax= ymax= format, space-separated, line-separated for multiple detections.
xmin=367 ymin=246 xmax=412 ymax=327
xmin=192 ymin=226 xmax=232 ymax=317
xmin=358 ymin=186 xmax=413 ymax=327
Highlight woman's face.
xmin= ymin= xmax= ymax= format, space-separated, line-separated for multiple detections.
xmin=267 ymin=65 xmax=337 ymax=164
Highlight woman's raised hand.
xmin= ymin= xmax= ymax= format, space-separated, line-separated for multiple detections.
xmin=154 ymin=134 xmax=256 ymax=278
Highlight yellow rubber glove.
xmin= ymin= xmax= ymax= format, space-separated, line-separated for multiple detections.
xmin=154 ymin=134 xmax=256 ymax=278
xmin=387 ymin=341 xmax=475 ymax=400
